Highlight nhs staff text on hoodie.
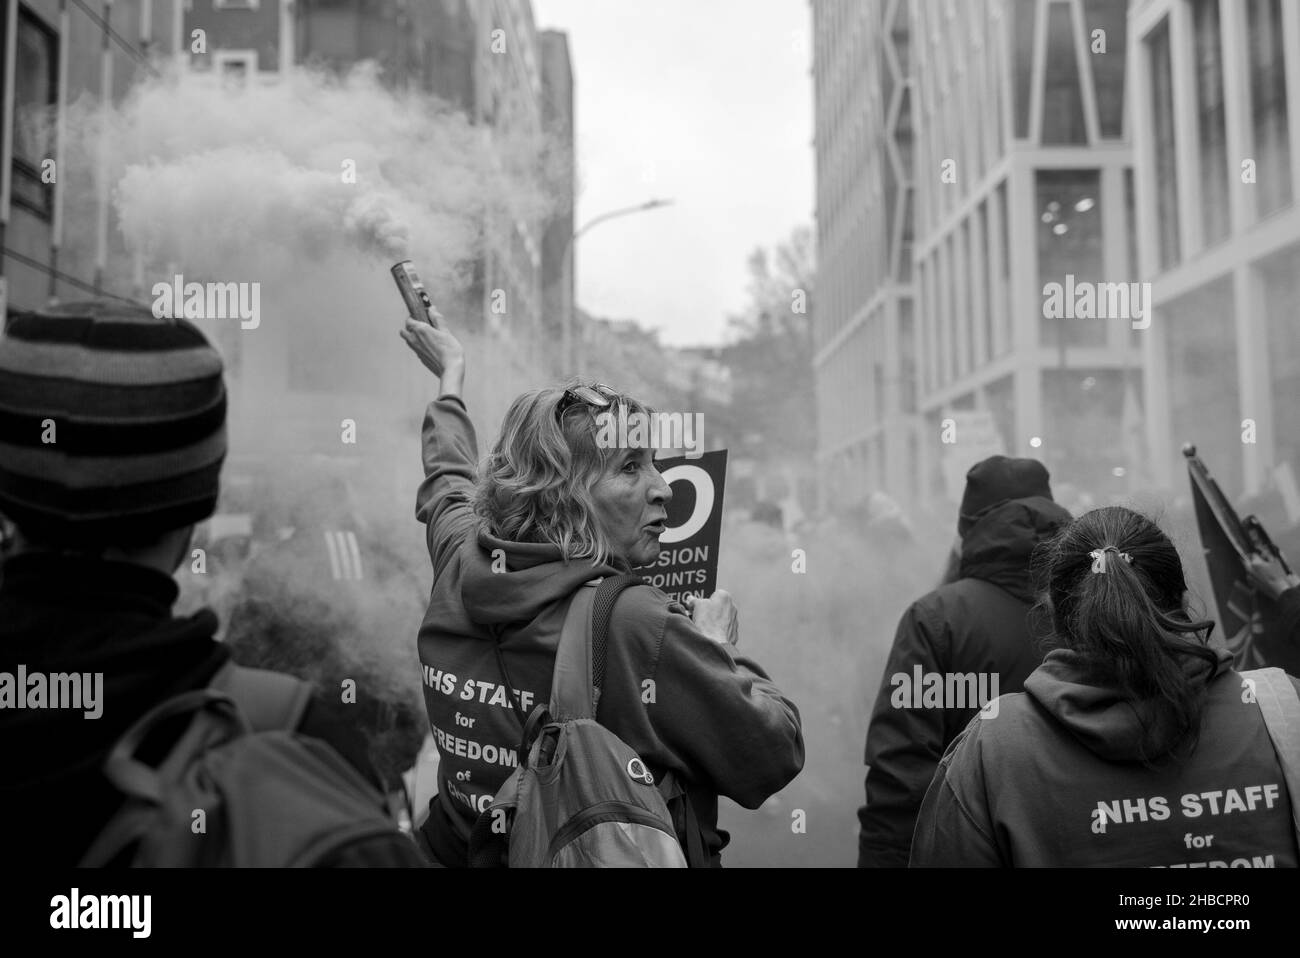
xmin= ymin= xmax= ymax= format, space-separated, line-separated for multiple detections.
xmin=911 ymin=646 xmax=1299 ymax=867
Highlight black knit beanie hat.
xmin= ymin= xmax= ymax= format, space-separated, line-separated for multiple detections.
xmin=958 ymin=455 xmax=1053 ymax=537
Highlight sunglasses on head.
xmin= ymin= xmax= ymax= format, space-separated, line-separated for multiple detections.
xmin=555 ymin=383 xmax=617 ymax=421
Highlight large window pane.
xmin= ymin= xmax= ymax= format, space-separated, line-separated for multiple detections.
xmin=1193 ymin=0 xmax=1229 ymax=245
xmin=1125 ymin=167 xmax=1142 ymax=347
xmin=898 ymin=187 xmax=913 ymax=283
xmin=977 ymin=200 xmax=993 ymax=364
xmin=1012 ymin=0 xmax=1037 ymax=139
xmin=12 ymin=9 xmax=56 ymax=217
xmin=1042 ymin=1 xmax=1088 ymax=144
xmin=1166 ymin=278 xmax=1240 ymax=499
xmin=995 ymin=181 xmax=1011 ymax=355
xmin=1038 ymin=169 xmax=1106 ymax=348
xmin=900 ymin=297 xmax=917 ymax=414
xmin=1148 ymin=20 xmax=1181 ymax=268
xmin=1083 ymin=0 xmax=1128 ymax=138
xmin=1247 ymin=0 xmax=1292 ymax=217
xmin=1263 ymin=245 xmax=1300 ymax=480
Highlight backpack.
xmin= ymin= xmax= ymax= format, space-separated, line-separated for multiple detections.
xmin=80 ymin=662 xmax=408 ymax=867
xmin=467 ymin=574 xmax=708 ymax=868
xmin=1242 ymin=667 xmax=1300 ymax=849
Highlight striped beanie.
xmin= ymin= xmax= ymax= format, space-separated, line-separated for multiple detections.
xmin=0 ymin=300 xmax=227 ymax=545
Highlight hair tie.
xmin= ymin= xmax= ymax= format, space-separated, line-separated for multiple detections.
xmin=1089 ymin=547 xmax=1132 ymax=574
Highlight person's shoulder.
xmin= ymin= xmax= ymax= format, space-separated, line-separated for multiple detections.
xmin=953 ymin=692 xmax=1048 ymax=754
xmin=608 ymin=581 xmax=675 ymax=635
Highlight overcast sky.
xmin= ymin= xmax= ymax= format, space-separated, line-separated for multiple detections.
xmin=532 ymin=0 xmax=813 ymax=347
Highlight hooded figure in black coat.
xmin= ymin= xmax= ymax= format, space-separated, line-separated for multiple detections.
xmin=856 ymin=456 xmax=1072 ymax=868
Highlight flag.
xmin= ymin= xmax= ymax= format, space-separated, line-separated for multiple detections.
xmin=1184 ymin=446 xmax=1264 ymax=669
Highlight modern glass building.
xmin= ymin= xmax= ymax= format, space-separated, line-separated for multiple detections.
xmin=1130 ymin=0 xmax=1300 ymax=501
xmin=811 ymin=0 xmax=918 ymax=512
xmin=911 ymin=0 xmax=1139 ymax=505
xmin=813 ymin=0 xmax=1141 ymax=515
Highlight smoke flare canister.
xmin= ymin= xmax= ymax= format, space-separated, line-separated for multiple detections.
xmin=391 ymin=260 xmax=437 ymax=325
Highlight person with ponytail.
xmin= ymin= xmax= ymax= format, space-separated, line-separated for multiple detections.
xmin=399 ymin=313 xmax=804 ymax=867
xmin=911 ymin=505 xmax=1300 ymax=867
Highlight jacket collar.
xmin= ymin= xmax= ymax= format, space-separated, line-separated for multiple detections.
xmin=1 ymin=551 xmax=179 ymax=615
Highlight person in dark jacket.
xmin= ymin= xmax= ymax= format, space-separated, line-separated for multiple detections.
xmin=912 ymin=506 xmax=1300 ymax=867
xmin=398 ymin=310 xmax=805 ymax=867
xmin=0 ymin=301 xmax=425 ymax=868
xmin=856 ymin=455 xmax=1072 ymax=867
xmin=1247 ymin=552 xmax=1300 ymax=676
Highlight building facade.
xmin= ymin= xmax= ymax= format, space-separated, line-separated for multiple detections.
xmin=812 ymin=0 xmax=1143 ymax=515
xmin=1 ymin=0 xmax=182 ymax=314
xmin=1130 ymin=0 xmax=1300 ymax=502
xmin=811 ymin=0 xmax=918 ymax=513
xmin=538 ymin=27 xmax=573 ymax=374
xmin=911 ymin=0 xmax=1139 ymax=507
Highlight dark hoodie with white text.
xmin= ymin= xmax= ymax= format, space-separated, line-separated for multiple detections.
xmin=910 ymin=647 xmax=1300 ymax=867
xmin=413 ymin=396 xmax=805 ymax=866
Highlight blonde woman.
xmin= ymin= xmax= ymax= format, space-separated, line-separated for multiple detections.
xmin=399 ymin=313 xmax=804 ymax=867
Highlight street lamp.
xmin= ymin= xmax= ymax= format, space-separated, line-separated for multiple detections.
xmin=562 ymin=198 xmax=673 ymax=376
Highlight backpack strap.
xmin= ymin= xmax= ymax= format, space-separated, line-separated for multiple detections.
xmin=659 ymin=769 xmax=709 ymax=868
xmin=210 ymin=662 xmax=315 ymax=732
xmin=550 ymin=573 xmax=712 ymax=866
xmin=549 ymin=574 xmax=646 ymax=721
xmin=1242 ymin=667 xmax=1300 ymax=843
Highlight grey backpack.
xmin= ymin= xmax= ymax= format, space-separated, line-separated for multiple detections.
xmin=80 ymin=663 xmax=408 ymax=867
xmin=468 ymin=574 xmax=707 ymax=867
xmin=1242 ymin=667 xmax=1300 ymax=849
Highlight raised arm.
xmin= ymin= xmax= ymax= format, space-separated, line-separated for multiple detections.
xmin=400 ymin=314 xmax=475 ymax=577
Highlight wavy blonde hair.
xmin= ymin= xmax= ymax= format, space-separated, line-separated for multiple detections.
xmin=472 ymin=380 xmax=653 ymax=567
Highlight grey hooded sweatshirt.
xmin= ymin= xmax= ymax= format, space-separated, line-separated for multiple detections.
xmin=911 ymin=645 xmax=1300 ymax=867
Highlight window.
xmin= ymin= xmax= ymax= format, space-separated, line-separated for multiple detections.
xmin=1262 ymin=245 xmax=1300 ymax=481
xmin=986 ymin=376 xmax=1015 ymax=458
xmin=1247 ymin=0 xmax=1292 ymax=216
xmin=995 ymin=181 xmax=1011 ymax=354
xmin=1012 ymin=0 xmax=1038 ymax=139
xmin=1041 ymin=1 xmax=1088 ymax=144
xmin=900 ymin=297 xmax=917 ymax=414
xmin=1037 ymin=169 xmax=1105 ymax=348
xmin=1148 ymin=20 xmax=1181 ymax=269
xmin=214 ymin=50 xmax=257 ymax=88
xmin=1083 ymin=0 xmax=1127 ymax=138
xmin=960 ymin=217 xmax=974 ymax=374
xmin=1193 ymin=0 xmax=1229 ymax=245
xmin=1166 ymin=278 xmax=1239 ymax=498
xmin=1125 ymin=167 xmax=1141 ymax=346
xmin=11 ymin=8 xmax=56 ymax=218
xmin=898 ymin=186 xmax=913 ymax=283
xmin=976 ymin=201 xmax=993 ymax=364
